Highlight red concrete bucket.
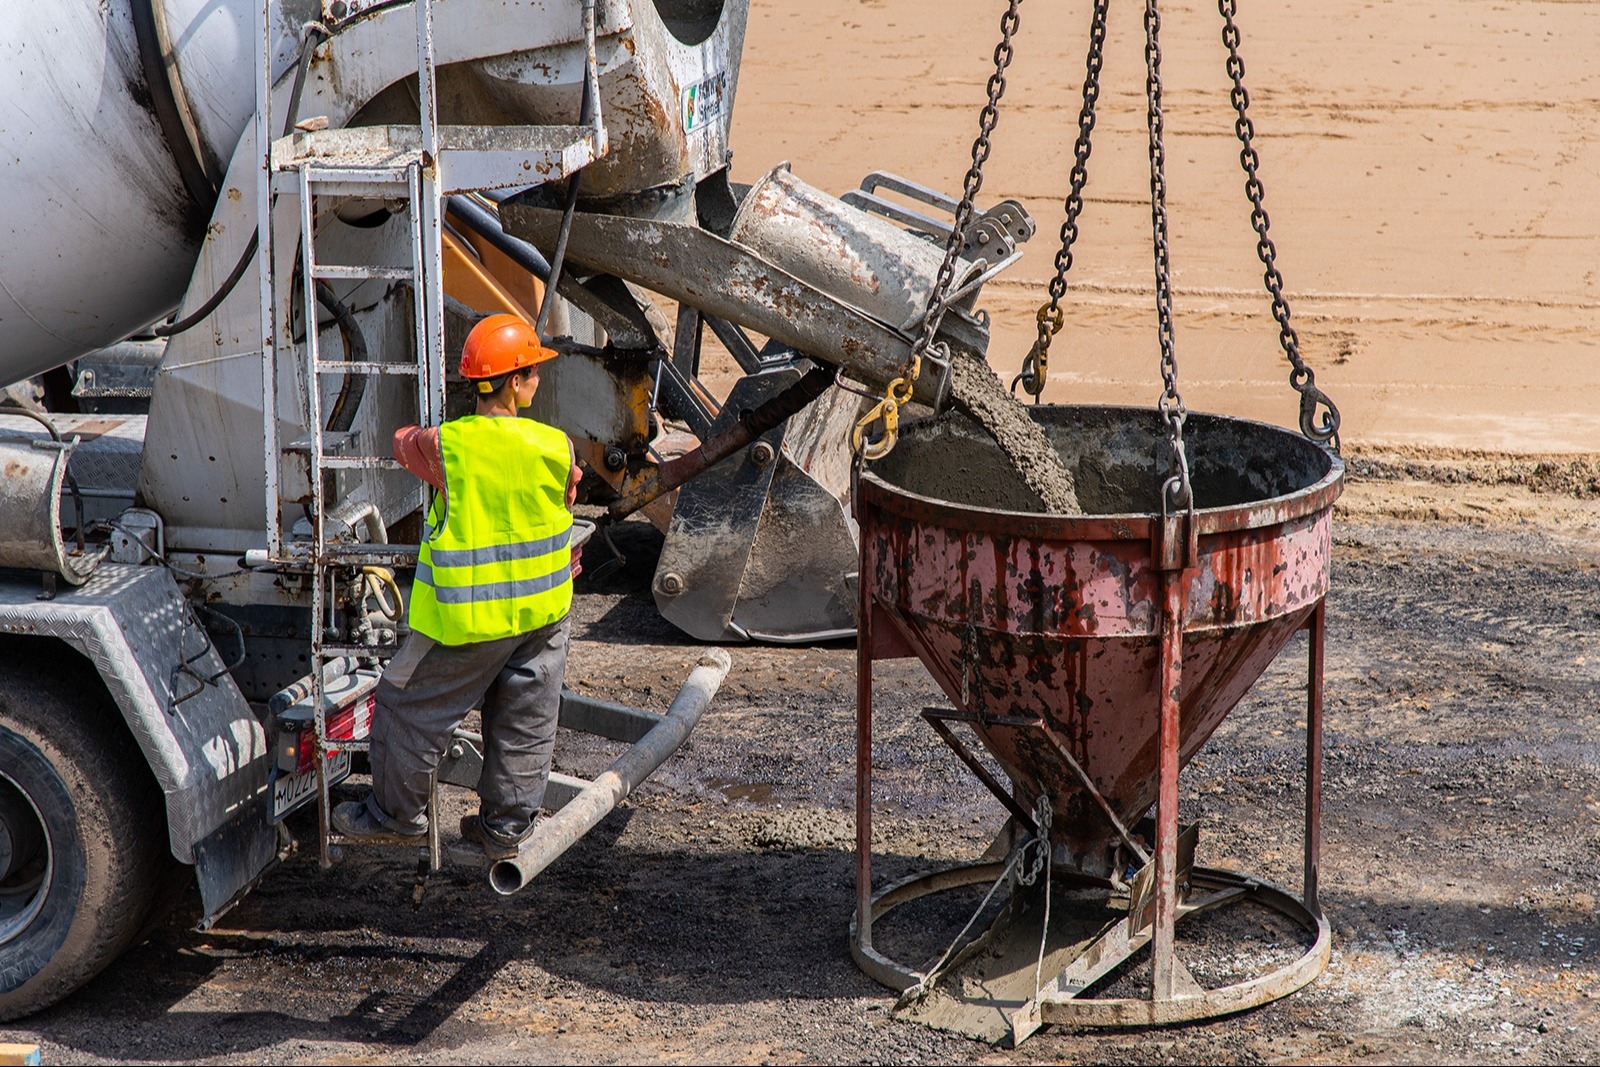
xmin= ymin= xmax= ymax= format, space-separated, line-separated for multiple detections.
xmin=857 ymin=405 xmax=1342 ymax=870
xmin=850 ymin=404 xmax=1343 ymax=1036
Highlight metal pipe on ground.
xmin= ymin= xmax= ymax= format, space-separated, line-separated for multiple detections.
xmin=489 ymin=648 xmax=732 ymax=895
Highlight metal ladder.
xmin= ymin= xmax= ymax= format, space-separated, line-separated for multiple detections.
xmin=254 ymin=0 xmax=606 ymax=867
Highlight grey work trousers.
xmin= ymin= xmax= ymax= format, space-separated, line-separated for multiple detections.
xmin=366 ymin=615 xmax=569 ymax=838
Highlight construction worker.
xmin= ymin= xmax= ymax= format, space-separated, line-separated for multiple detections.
xmin=333 ymin=314 xmax=582 ymax=860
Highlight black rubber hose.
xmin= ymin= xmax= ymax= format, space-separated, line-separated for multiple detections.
xmin=152 ymin=230 xmax=259 ymax=337
xmin=315 ymin=282 xmax=369 ymax=433
xmin=534 ymin=173 xmax=584 ymax=337
xmin=130 ymin=0 xmax=216 ymax=211
xmin=534 ymin=2 xmax=598 ymax=338
xmin=152 ymin=24 xmax=328 ymax=339
xmin=445 ymin=196 xmax=553 ymax=281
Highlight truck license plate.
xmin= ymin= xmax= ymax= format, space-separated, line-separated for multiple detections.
xmin=271 ymin=749 xmax=352 ymax=822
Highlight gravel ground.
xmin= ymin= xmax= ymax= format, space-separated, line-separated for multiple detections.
xmin=6 ymin=467 xmax=1599 ymax=1065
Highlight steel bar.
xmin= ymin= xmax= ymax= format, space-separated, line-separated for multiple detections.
xmin=861 ymin=864 xmax=1330 ymax=1033
xmin=923 ymin=713 xmax=1038 ymax=831
xmin=703 ymin=314 xmax=766 ymax=374
xmin=1036 ymin=724 xmax=1150 ymax=865
xmin=488 ymin=650 xmax=730 ymax=895
xmin=557 ymin=689 xmax=663 ymax=745
xmin=850 ymin=861 xmax=1008 ymax=993
xmin=1304 ymin=601 xmax=1325 ymax=913
xmin=1152 ymin=568 xmax=1186 ymax=1000
xmin=856 ymin=526 xmax=877 ymax=954
xmin=1035 ymin=868 xmax=1330 ymax=1027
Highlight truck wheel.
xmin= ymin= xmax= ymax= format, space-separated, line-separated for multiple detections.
xmin=0 ymin=660 xmax=167 ymax=1020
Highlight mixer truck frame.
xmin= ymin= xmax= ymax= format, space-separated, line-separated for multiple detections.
xmin=0 ymin=0 xmax=1038 ymax=1018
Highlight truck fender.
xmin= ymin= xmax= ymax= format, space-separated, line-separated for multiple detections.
xmin=0 ymin=564 xmax=277 ymax=920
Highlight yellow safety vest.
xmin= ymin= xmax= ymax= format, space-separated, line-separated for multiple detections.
xmin=408 ymin=415 xmax=574 ymax=645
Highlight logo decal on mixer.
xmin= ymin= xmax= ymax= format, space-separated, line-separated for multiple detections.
xmin=682 ymin=71 xmax=727 ymax=133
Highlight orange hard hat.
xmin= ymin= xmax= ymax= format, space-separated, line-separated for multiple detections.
xmin=459 ymin=314 xmax=558 ymax=382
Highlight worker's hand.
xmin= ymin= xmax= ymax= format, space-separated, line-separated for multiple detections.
xmin=570 ymin=544 xmax=583 ymax=580
xmin=567 ymin=462 xmax=583 ymax=509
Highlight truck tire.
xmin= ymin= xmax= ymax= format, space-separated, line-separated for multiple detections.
xmin=0 ymin=658 xmax=168 ymax=1020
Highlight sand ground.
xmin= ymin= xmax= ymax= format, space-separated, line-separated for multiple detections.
xmin=729 ymin=0 xmax=1600 ymax=453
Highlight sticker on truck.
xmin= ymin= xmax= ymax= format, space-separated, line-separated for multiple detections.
xmin=682 ymin=71 xmax=728 ymax=134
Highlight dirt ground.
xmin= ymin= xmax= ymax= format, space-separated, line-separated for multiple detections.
xmin=7 ymin=460 xmax=1597 ymax=1066
xmin=9 ymin=1 xmax=1600 ymax=1063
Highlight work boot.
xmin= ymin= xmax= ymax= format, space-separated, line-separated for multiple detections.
xmin=332 ymin=796 xmax=427 ymax=844
xmin=459 ymin=813 xmax=532 ymax=861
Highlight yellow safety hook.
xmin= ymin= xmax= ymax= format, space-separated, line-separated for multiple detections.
xmin=851 ymin=362 xmax=919 ymax=461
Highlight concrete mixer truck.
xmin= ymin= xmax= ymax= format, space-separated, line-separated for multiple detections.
xmin=0 ymin=0 xmax=1036 ymax=1017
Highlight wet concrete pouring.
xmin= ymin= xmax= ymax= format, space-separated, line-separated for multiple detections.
xmin=945 ymin=355 xmax=1081 ymax=514
xmin=12 ymin=458 xmax=1600 ymax=1065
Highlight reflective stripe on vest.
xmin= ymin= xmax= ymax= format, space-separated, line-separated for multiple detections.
xmin=408 ymin=415 xmax=573 ymax=645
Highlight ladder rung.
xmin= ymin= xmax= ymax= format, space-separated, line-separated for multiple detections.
xmin=283 ymin=431 xmax=357 ymax=454
xmin=313 ymin=361 xmax=422 ymax=376
xmin=311 ymin=265 xmax=414 ymax=281
xmin=316 ymin=644 xmax=401 ymax=661
xmin=301 ymin=166 xmax=413 ymax=186
xmin=320 ymin=456 xmax=405 ymax=471
xmin=322 ymin=544 xmax=421 ymax=564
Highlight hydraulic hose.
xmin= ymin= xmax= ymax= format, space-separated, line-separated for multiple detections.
xmin=533 ymin=0 xmax=600 ymax=337
xmin=445 ymin=196 xmax=553 ymax=282
xmin=153 ymin=22 xmax=328 ymax=339
xmin=316 ymin=282 xmax=370 ymax=433
xmin=152 ymin=231 xmax=259 ymax=337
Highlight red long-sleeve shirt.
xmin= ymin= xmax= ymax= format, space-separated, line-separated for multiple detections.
xmin=392 ymin=422 xmax=582 ymax=509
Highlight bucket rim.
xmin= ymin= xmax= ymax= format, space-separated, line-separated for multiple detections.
xmin=857 ymin=402 xmax=1345 ymax=539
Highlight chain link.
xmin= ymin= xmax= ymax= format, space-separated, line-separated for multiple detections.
xmin=1219 ymin=0 xmax=1341 ymax=451
xmin=1027 ymin=794 xmax=1054 ymax=1003
xmin=1145 ymin=0 xmax=1192 ymax=510
xmin=1013 ymin=0 xmax=1110 ymax=403
xmin=854 ymin=0 xmax=1023 ymax=458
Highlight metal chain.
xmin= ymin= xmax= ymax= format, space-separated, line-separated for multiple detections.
xmin=1027 ymin=795 xmax=1054 ymax=1002
xmin=853 ymin=0 xmax=1024 ymax=459
xmin=1219 ymin=0 xmax=1341 ymax=451
xmin=896 ymin=830 xmax=1035 ymax=1007
xmin=1145 ymin=0 xmax=1192 ymax=510
xmin=1013 ymin=0 xmax=1110 ymax=403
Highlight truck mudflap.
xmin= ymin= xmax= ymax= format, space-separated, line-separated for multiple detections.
xmin=0 ymin=563 xmax=276 ymax=920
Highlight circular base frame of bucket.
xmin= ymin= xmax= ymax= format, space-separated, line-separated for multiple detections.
xmin=850 ymin=861 xmax=1330 ymax=1034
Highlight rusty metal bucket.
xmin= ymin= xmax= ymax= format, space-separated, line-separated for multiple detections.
xmin=851 ymin=404 xmax=1343 ymax=1037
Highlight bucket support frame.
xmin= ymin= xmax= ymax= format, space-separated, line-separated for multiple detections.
xmin=850 ymin=533 xmax=1331 ymax=1039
